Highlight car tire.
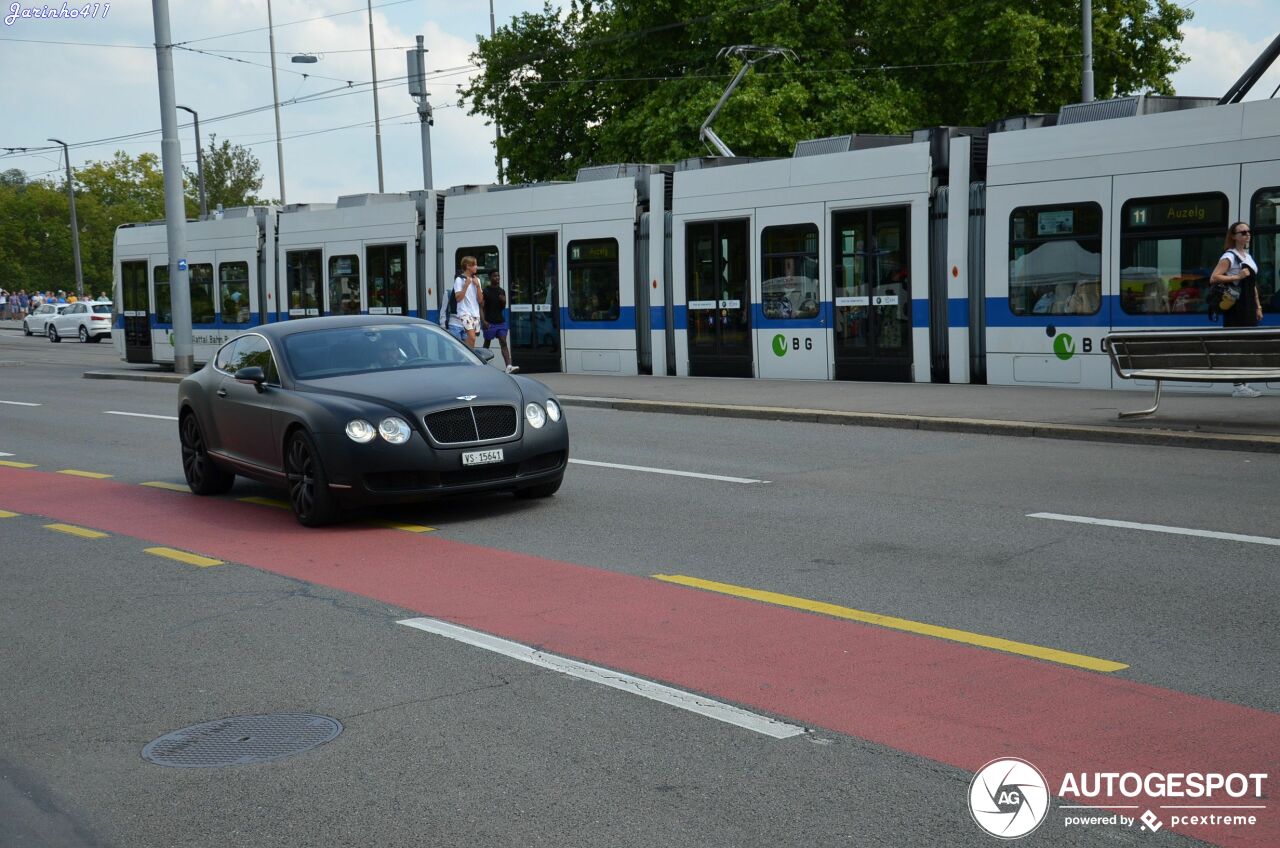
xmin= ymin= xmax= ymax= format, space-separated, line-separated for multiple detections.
xmin=78 ymin=326 xmax=89 ymax=343
xmin=47 ymin=325 xmax=60 ymax=343
xmin=180 ymin=411 xmax=235 ymax=495
xmin=22 ymin=322 xmax=31 ymax=336
xmin=514 ymin=475 xmax=563 ymax=499
xmin=285 ymin=430 xmax=339 ymax=527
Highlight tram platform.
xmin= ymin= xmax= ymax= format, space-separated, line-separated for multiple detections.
xmin=6 ymin=317 xmax=1276 ymax=453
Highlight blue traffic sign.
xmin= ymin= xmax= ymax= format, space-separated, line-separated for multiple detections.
xmin=177 ymin=258 xmax=188 ymax=271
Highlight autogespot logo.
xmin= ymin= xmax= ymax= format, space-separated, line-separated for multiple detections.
xmin=969 ymin=758 xmax=1050 ymax=839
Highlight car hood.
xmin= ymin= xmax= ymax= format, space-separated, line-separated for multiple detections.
xmin=295 ymin=365 xmax=525 ymax=414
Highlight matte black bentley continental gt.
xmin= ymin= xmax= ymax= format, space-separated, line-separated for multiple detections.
xmin=178 ymin=316 xmax=568 ymax=526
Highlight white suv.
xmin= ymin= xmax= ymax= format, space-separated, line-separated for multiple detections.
xmin=22 ymin=302 xmax=68 ymax=337
xmin=48 ymin=301 xmax=113 ymax=343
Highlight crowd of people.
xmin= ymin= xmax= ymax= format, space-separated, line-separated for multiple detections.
xmin=0 ymin=289 xmax=110 ymax=320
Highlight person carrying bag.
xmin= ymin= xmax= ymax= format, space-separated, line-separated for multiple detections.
xmin=1210 ymin=221 xmax=1263 ymax=397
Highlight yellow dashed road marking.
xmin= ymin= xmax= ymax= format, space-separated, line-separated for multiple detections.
xmin=238 ymin=496 xmax=290 ymax=510
xmin=145 ymin=547 xmax=224 ymax=568
xmin=57 ymin=469 xmax=113 ymax=479
xmin=653 ymin=574 xmax=1129 ymax=673
xmin=368 ymin=520 xmax=436 ymax=533
xmin=0 ymin=510 xmax=19 ymax=518
xmin=142 ymin=481 xmax=190 ymax=492
xmin=0 ymin=460 xmax=37 ymax=468
xmin=44 ymin=523 xmax=109 ymax=539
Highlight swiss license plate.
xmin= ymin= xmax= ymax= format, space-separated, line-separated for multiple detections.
xmin=461 ymin=448 xmax=504 ymax=466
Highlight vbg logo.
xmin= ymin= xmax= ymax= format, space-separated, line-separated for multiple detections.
xmin=771 ymin=334 xmax=814 ymax=357
xmin=969 ymin=758 xmax=1050 ymax=839
xmin=1053 ymin=333 xmax=1075 ymax=361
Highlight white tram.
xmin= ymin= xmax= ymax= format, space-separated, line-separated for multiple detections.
xmin=113 ymin=95 xmax=1279 ymax=390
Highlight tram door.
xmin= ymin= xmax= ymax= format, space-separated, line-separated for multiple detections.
xmin=832 ymin=207 xmax=912 ymax=381
xmin=120 ymin=260 xmax=152 ymax=363
xmin=687 ymin=219 xmax=752 ymax=377
xmin=507 ymin=234 xmax=561 ymax=372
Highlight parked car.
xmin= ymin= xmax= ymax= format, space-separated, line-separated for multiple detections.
xmin=22 ymin=302 xmax=69 ymax=337
xmin=178 ymin=315 xmax=569 ymax=526
xmin=48 ymin=300 xmax=113 ymax=343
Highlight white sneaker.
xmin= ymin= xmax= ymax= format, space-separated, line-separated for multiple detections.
xmin=1232 ymin=385 xmax=1262 ymax=398
xmin=505 ymin=364 xmax=519 ymax=374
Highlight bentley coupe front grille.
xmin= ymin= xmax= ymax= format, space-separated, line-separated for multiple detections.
xmin=424 ymin=404 xmax=517 ymax=444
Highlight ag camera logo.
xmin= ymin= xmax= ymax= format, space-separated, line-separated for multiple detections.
xmin=969 ymin=758 xmax=1050 ymax=839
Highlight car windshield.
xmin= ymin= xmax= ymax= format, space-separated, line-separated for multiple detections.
xmin=284 ymin=324 xmax=480 ymax=379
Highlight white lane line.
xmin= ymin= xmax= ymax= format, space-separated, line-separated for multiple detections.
xmin=1029 ymin=512 xmax=1280 ymax=547
xmin=569 ymin=458 xmax=768 ymax=484
xmin=0 ymin=401 xmax=41 ymax=407
xmin=398 ymin=617 xmax=806 ymax=739
xmin=0 ymin=452 xmax=12 ymax=457
xmin=104 ymin=410 xmax=179 ymax=421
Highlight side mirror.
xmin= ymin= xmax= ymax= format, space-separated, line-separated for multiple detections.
xmin=473 ymin=347 xmax=496 ymax=364
xmin=234 ymin=366 xmax=267 ymax=392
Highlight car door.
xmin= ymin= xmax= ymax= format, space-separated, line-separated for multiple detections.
xmin=30 ymin=304 xmax=55 ymax=333
xmin=214 ymin=334 xmax=283 ymax=471
xmin=54 ymin=303 xmax=83 ymax=337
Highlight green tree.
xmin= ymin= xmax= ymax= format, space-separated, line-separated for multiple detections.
xmin=186 ymin=135 xmax=267 ymax=212
xmin=461 ymin=0 xmax=1190 ymax=182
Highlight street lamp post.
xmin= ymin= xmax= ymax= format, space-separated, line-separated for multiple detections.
xmin=176 ymin=105 xmax=208 ymax=219
xmin=367 ymin=0 xmax=385 ymax=192
xmin=46 ymin=138 xmax=84 ymax=299
xmin=267 ymin=0 xmax=287 ymax=203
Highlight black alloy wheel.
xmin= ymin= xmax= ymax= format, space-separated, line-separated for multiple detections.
xmin=284 ymin=430 xmax=338 ymax=527
xmin=22 ymin=321 xmax=31 ymax=336
xmin=180 ymin=412 xmax=235 ymax=495
xmin=78 ymin=326 xmax=89 ymax=343
xmin=47 ymin=324 xmax=60 ymax=343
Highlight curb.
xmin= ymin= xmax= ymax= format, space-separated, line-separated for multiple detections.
xmin=557 ymin=395 xmax=1280 ymax=455
xmin=75 ymin=371 xmax=1280 ymax=454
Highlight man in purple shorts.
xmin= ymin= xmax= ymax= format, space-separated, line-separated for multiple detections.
xmin=482 ymin=270 xmax=518 ymax=373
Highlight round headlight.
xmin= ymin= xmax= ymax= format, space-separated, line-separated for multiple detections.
xmin=378 ymin=416 xmax=411 ymax=444
xmin=524 ymin=402 xmax=546 ymax=429
xmin=544 ymin=399 xmax=561 ymax=422
xmin=345 ymin=419 xmax=376 ymax=443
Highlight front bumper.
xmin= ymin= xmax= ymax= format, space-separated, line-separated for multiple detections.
xmin=314 ymin=423 xmax=569 ymax=504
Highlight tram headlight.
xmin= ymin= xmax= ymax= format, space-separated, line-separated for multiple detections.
xmin=378 ymin=416 xmax=411 ymax=444
xmin=345 ymin=419 xmax=376 ymax=443
xmin=524 ymin=402 xmax=547 ymax=429
xmin=544 ymin=399 xmax=561 ymax=422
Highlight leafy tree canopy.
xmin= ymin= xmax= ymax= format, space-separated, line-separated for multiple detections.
xmin=185 ymin=135 xmax=268 ymax=212
xmin=460 ymin=0 xmax=1190 ymax=182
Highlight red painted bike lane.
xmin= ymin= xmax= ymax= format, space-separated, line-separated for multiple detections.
xmin=2 ymin=466 xmax=1276 ymax=847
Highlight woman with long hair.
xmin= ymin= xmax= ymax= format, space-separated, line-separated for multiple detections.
xmin=1210 ymin=221 xmax=1263 ymax=397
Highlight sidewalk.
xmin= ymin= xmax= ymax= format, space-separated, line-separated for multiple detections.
xmin=7 ymin=318 xmax=1276 ymax=453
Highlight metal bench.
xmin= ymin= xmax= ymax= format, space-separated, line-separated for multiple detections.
xmin=1106 ymin=328 xmax=1280 ymax=418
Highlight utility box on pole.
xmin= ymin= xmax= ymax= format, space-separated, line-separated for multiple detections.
xmin=407 ymin=35 xmax=433 ymax=190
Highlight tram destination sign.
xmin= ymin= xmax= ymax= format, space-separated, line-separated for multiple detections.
xmin=1126 ymin=196 xmax=1226 ymax=229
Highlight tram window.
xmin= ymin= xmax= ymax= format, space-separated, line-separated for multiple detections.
xmin=153 ymin=265 xmax=171 ymax=324
xmin=761 ymin=225 xmax=819 ymax=319
xmin=286 ymin=249 xmax=323 ymax=314
xmin=1008 ymin=203 xmax=1102 ymax=316
xmin=567 ymin=238 xmax=620 ymax=321
xmin=189 ymin=263 xmax=215 ymax=324
xmin=327 ymin=255 xmax=360 ymax=315
xmin=455 ymin=246 xmax=499 ymax=278
xmin=219 ymin=261 xmax=251 ymax=325
xmin=366 ymin=244 xmax=407 ymax=314
xmin=1251 ymin=187 xmax=1280 ymax=314
xmin=1119 ymin=193 xmax=1228 ymax=315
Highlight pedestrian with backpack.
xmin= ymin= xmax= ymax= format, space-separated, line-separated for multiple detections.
xmin=1210 ymin=221 xmax=1263 ymax=397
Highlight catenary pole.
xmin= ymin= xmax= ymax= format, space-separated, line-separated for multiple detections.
xmin=489 ymin=0 xmax=502 ymax=183
xmin=151 ymin=0 xmax=194 ymax=374
xmin=409 ymin=35 xmax=433 ymax=190
xmin=1082 ymin=0 xmax=1095 ymax=102
xmin=267 ymin=0 xmax=287 ymax=203
xmin=46 ymin=139 xmax=84 ymax=299
xmin=176 ymin=106 xmax=208 ymax=219
xmin=367 ymin=0 xmax=385 ymax=192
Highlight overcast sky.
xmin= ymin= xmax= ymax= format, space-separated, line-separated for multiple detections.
xmin=1 ymin=0 xmax=1277 ymax=203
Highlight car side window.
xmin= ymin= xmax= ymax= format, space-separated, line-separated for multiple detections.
xmin=228 ymin=335 xmax=279 ymax=383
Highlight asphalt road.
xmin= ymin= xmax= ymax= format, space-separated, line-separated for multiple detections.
xmin=1 ymin=331 xmax=1275 ymax=848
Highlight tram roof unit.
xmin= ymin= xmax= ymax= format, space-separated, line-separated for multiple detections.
xmin=442 ymin=172 xmax=646 ymax=235
xmin=670 ymin=136 xmax=932 ymax=214
xmin=276 ymin=193 xmax=420 ymax=243
xmin=985 ymin=96 xmax=1280 ymax=187
xmin=113 ymin=207 xmax=271 ymax=253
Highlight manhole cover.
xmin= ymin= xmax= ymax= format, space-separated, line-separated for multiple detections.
xmin=141 ymin=713 xmax=342 ymax=768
